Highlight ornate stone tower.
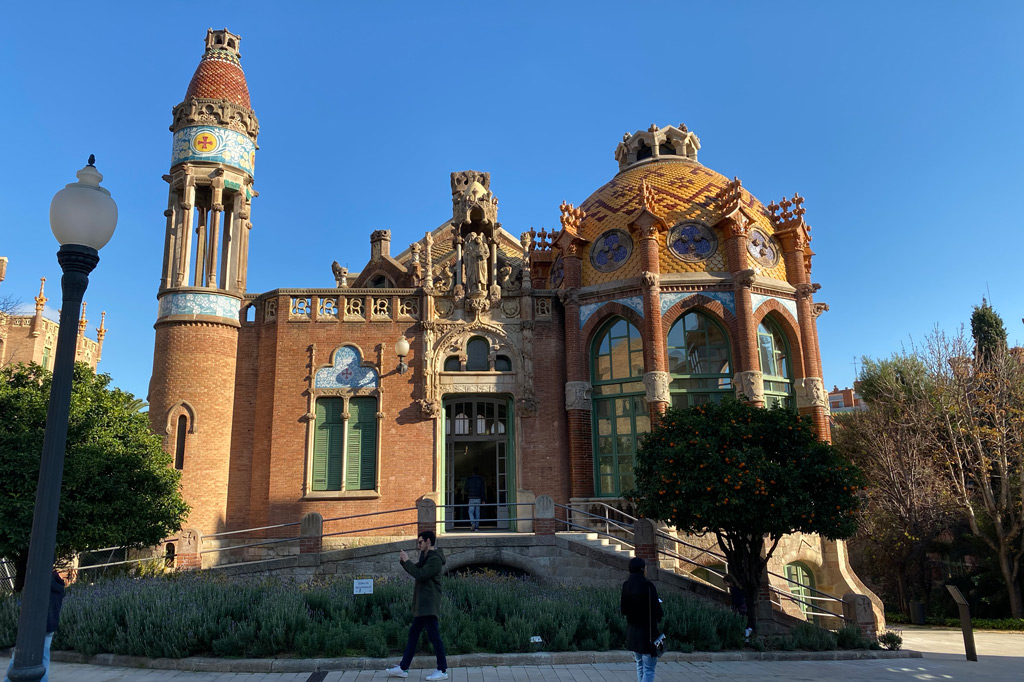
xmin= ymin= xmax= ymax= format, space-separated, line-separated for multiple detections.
xmin=149 ymin=28 xmax=259 ymax=531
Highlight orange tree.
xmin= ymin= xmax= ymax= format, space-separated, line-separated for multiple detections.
xmin=630 ymin=400 xmax=864 ymax=631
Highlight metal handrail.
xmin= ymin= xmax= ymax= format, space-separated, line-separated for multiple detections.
xmin=653 ymin=530 xmax=844 ymax=604
xmin=200 ymin=535 xmax=301 ymax=554
xmin=555 ymin=503 xmax=634 ymax=537
xmin=204 ymin=522 xmax=299 ymax=538
xmin=322 ymin=521 xmax=418 ymax=538
xmin=768 ymin=585 xmax=847 ymax=622
xmin=321 ymin=507 xmax=418 ymax=524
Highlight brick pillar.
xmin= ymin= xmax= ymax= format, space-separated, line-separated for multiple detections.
xmin=417 ymin=497 xmax=437 ymax=536
xmin=174 ymin=528 xmax=202 ymax=571
xmin=719 ymin=215 xmax=763 ymax=407
xmin=300 ymin=512 xmax=323 ymax=554
xmin=632 ymin=518 xmax=659 ymax=577
xmin=534 ymin=494 xmax=557 ymax=535
xmin=562 ymin=265 xmax=594 ymax=499
xmin=843 ymin=593 xmax=878 ymax=641
xmin=628 ymin=195 xmax=669 ymax=417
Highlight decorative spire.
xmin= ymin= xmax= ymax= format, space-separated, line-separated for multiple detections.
xmin=96 ymin=311 xmax=107 ymax=341
xmin=714 ymin=177 xmax=745 ymax=220
xmin=35 ymin=277 xmax=47 ymax=312
xmin=639 ymin=180 xmax=659 ymax=214
xmin=78 ymin=301 xmax=87 ymax=335
xmin=559 ymin=201 xmax=586 ymax=235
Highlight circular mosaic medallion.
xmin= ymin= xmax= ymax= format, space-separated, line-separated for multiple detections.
xmin=747 ymin=229 xmax=780 ymax=267
xmin=190 ymin=130 xmax=220 ymax=154
xmin=590 ymin=229 xmax=633 ymax=272
xmin=550 ymin=255 xmax=564 ymax=288
xmin=667 ymin=222 xmax=718 ymax=262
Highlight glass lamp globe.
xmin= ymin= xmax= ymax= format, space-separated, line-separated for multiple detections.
xmin=395 ymin=336 xmax=411 ymax=358
xmin=49 ymin=159 xmax=118 ymax=250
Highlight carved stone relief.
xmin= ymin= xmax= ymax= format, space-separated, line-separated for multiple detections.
xmin=565 ymin=381 xmax=593 ymax=411
xmin=642 ymin=371 xmax=671 ymax=404
xmin=733 ymin=370 xmax=765 ymax=403
xmin=796 ymin=377 xmax=828 ymax=409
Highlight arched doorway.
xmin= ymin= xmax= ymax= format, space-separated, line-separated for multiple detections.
xmin=443 ymin=397 xmax=515 ymax=531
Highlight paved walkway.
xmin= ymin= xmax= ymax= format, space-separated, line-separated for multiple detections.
xmin=3 ymin=628 xmax=1020 ymax=681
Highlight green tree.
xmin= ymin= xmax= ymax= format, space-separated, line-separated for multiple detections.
xmin=631 ymin=400 xmax=864 ymax=631
xmin=970 ymin=299 xmax=1007 ymax=368
xmin=0 ymin=362 xmax=188 ymax=591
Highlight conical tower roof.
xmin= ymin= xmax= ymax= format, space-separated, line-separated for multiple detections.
xmin=184 ymin=28 xmax=251 ymax=108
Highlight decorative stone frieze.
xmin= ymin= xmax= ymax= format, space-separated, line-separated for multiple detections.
xmin=642 ymin=371 xmax=670 ymax=404
xmin=733 ymin=370 xmax=764 ymax=404
xmin=796 ymin=377 xmax=828 ymax=409
xmin=565 ymin=381 xmax=592 ymax=411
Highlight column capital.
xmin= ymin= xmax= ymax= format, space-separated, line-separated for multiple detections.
xmin=733 ymin=370 xmax=764 ymax=404
xmin=643 ymin=371 xmax=671 ymax=404
xmin=565 ymin=381 xmax=592 ymax=411
xmin=796 ymin=377 xmax=828 ymax=409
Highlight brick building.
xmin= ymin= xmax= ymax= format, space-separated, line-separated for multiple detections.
xmin=0 ymin=257 xmax=106 ymax=371
xmin=149 ymin=30 xmax=876 ymax=614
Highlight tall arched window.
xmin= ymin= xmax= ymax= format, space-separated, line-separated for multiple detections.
xmin=174 ymin=415 xmax=187 ymax=470
xmin=758 ymin=318 xmax=793 ymax=409
xmin=466 ymin=337 xmax=489 ymax=371
xmin=667 ymin=312 xmax=732 ymax=408
xmin=591 ymin=318 xmax=649 ymax=496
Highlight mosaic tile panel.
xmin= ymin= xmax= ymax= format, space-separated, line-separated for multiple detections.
xmin=157 ymin=292 xmax=242 ymax=320
xmin=751 ymin=294 xmax=798 ymax=321
xmin=590 ymin=229 xmax=633 ymax=272
xmin=579 ymin=296 xmax=644 ymax=328
xmin=171 ymin=125 xmax=256 ymax=176
xmin=660 ymin=291 xmax=736 ymax=316
xmin=314 ymin=346 xmax=379 ymax=389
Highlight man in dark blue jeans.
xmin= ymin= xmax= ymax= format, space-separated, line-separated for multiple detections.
xmin=386 ymin=531 xmax=448 ymax=680
xmin=464 ymin=468 xmax=486 ymax=531
xmin=5 ymin=570 xmax=65 ymax=682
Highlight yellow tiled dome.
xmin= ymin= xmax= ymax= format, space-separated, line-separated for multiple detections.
xmin=578 ymin=154 xmax=787 ymax=287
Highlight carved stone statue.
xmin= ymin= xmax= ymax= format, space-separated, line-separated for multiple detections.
xmin=331 ymin=261 xmax=348 ymax=288
xmin=464 ymin=232 xmax=489 ymax=295
xmin=734 ymin=370 xmax=765 ymax=404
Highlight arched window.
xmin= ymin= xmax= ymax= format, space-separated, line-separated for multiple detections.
xmin=667 ymin=312 xmax=732 ymax=408
xmin=174 ymin=415 xmax=187 ymax=470
xmin=466 ymin=337 xmax=489 ymax=371
xmin=444 ymin=356 xmax=462 ymax=372
xmin=785 ymin=562 xmax=818 ymax=624
xmin=591 ymin=318 xmax=649 ymax=497
xmin=758 ymin=318 xmax=793 ymax=409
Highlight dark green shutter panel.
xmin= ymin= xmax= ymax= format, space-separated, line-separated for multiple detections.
xmin=346 ymin=397 xmax=377 ymax=490
xmin=313 ymin=398 xmax=344 ymax=491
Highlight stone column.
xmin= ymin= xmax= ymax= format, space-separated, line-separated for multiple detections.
xmin=300 ymin=512 xmax=323 ymax=554
xmin=632 ymin=518 xmax=659 ymax=577
xmin=417 ymin=497 xmax=437 ymax=536
xmin=206 ymin=193 xmax=223 ymax=288
xmin=175 ymin=179 xmax=196 ymax=287
xmin=534 ymin=494 xmax=557 ymax=535
xmin=174 ymin=528 xmax=202 ymax=571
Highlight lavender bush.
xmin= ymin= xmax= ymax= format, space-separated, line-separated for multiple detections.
xmin=0 ymin=572 xmax=748 ymax=657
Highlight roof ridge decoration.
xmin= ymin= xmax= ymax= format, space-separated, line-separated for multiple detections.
xmin=627 ymin=180 xmax=669 ymax=240
xmin=769 ymin=193 xmax=814 ymax=275
xmin=554 ymin=201 xmax=590 ymax=259
xmin=615 ymin=123 xmax=701 ymax=172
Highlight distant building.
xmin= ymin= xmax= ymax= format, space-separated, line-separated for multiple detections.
xmin=828 ymin=383 xmax=865 ymax=413
xmin=0 ymin=256 xmax=107 ymax=371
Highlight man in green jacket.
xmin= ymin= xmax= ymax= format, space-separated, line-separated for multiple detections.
xmin=386 ymin=530 xmax=448 ymax=680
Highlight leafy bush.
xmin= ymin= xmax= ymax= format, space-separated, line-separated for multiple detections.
xmin=0 ymin=572 xmax=752 ymax=658
xmin=789 ymin=622 xmax=837 ymax=651
xmin=834 ymin=624 xmax=870 ymax=649
xmin=878 ymin=629 xmax=903 ymax=651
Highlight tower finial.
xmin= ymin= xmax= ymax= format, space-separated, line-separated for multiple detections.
xmin=78 ymin=301 xmax=87 ymax=334
xmin=87 ymin=154 xmax=96 ymax=167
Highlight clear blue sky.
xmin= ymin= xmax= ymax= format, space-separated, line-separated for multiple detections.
xmin=1 ymin=1 xmax=1021 ymax=402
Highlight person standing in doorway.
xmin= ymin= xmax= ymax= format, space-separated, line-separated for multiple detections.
xmin=5 ymin=569 xmax=65 ymax=682
xmin=620 ymin=557 xmax=662 ymax=682
xmin=386 ymin=530 xmax=448 ymax=680
xmin=465 ymin=467 xmax=486 ymax=531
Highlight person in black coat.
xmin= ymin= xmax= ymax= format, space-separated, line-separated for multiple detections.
xmin=5 ymin=570 xmax=65 ymax=682
xmin=620 ymin=557 xmax=663 ymax=682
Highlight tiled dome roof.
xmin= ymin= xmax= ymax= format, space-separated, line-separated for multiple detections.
xmin=577 ymin=155 xmax=788 ymax=285
xmin=184 ymin=33 xmax=251 ymax=108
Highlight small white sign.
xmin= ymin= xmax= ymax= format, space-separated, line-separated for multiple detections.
xmin=353 ymin=578 xmax=374 ymax=594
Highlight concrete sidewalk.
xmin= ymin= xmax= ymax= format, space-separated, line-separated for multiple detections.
xmin=3 ymin=628 xmax=1020 ymax=681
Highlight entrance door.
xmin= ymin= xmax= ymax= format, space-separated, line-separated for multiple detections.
xmin=443 ymin=398 xmax=513 ymax=531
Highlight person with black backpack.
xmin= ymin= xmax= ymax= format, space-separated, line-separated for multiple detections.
xmin=620 ymin=557 xmax=663 ymax=682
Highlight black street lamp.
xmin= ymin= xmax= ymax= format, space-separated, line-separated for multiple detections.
xmin=8 ymin=157 xmax=117 ymax=682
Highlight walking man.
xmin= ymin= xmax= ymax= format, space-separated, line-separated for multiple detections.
xmin=386 ymin=530 xmax=448 ymax=680
xmin=465 ymin=467 xmax=486 ymax=531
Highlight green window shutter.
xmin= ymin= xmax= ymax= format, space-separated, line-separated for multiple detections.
xmin=346 ymin=397 xmax=378 ymax=491
xmin=313 ymin=398 xmax=344 ymax=491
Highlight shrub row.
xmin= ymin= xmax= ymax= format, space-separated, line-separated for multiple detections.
xmin=884 ymin=612 xmax=1024 ymax=631
xmin=0 ymin=572 xmax=875 ymax=658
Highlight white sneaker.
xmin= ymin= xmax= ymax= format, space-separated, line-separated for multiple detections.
xmin=426 ymin=671 xmax=449 ymax=681
xmin=386 ymin=665 xmax=409 ymax=678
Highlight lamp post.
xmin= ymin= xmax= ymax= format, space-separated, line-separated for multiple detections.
xmin=9 ymin=157 xmax=117 ymax=682
xmin=395 ymin=335 xmax=411 ymax=374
